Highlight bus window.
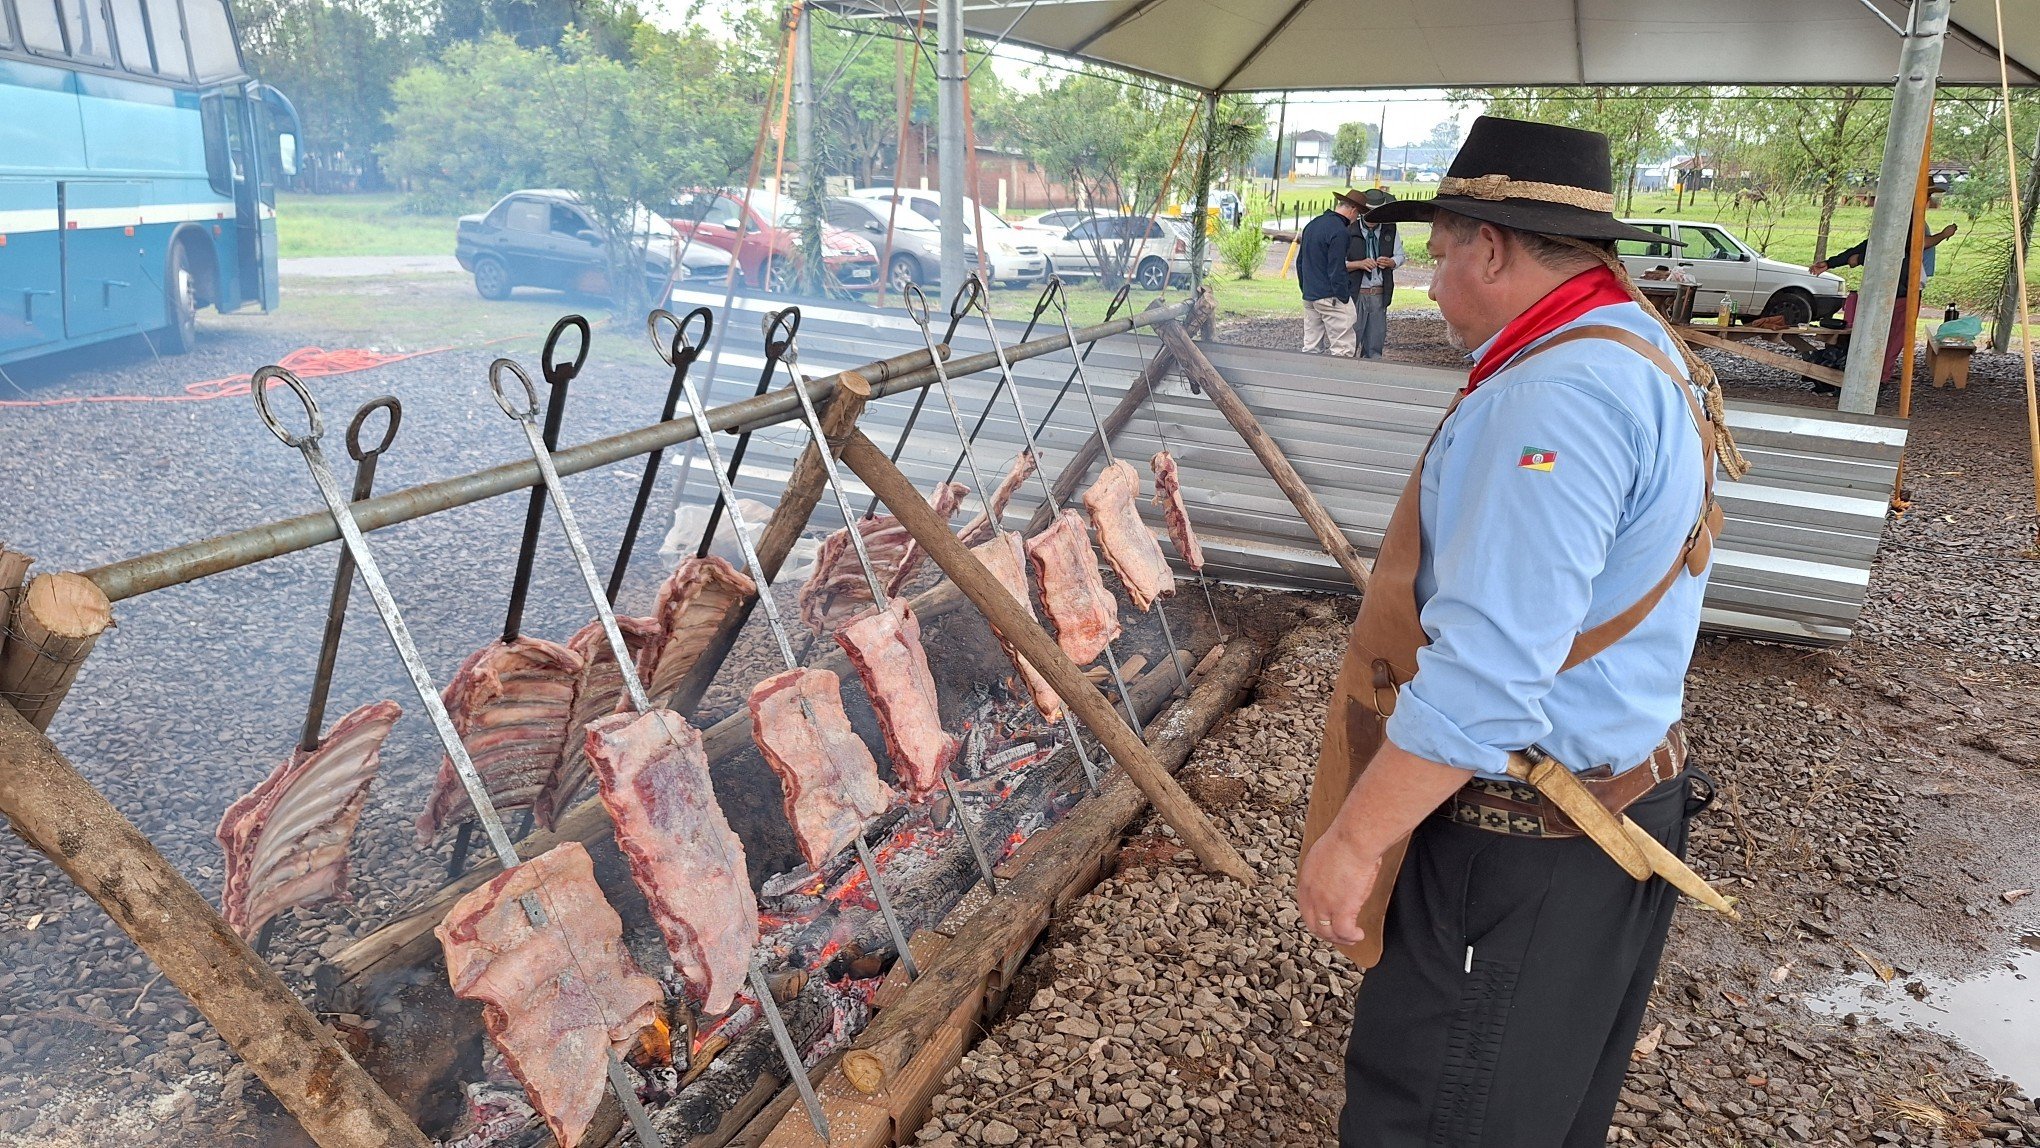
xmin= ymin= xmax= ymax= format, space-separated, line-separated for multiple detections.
xmin=181 ymin=0 xmax=237 ymax=80
xmin=61 ymin=0 xmax=113 ymax=62
xmin=17 ymin=0 xmax=69 ymax=54
xmin=141 ymin=0 xmax=191 ymax=78
xmin=200 ymin=92 xmax=246 ymax=194
xmin=109 ymin=0 xmax=154 ymax=72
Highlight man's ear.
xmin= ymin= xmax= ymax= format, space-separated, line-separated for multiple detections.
xmin=1476 ymin=223 xmax=1509 ymax=284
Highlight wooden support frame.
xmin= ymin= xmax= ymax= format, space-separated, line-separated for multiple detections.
xmin=1678 ymin=325 xmax=1845 ymax=389
xmin=1152 ymin=320 xmax=1373 ymax=593
xmin=0 ymin=700 xmax=432 ymax=1148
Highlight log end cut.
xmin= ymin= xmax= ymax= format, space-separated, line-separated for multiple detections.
xmin=26 ymin=572 xmax=113 ymax=639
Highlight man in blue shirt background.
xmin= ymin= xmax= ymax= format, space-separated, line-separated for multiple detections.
xmin=1298 ymin=190 xmax=1362 ymax=356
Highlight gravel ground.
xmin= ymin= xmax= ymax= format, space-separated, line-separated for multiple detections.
xmin=910 ymin=314 xmax=2040 ymax=1148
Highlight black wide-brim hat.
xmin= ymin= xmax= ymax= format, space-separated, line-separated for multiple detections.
xmin=1366 ymin=115 xmax=1672 ymax=247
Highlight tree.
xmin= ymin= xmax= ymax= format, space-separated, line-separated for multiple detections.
xmin=1332 ymin=121 xmax=1372 ymax=182
xmin=1422 ymin=115 xmax=1463 ymax=151
xmin=1773 ymin=87 xmax=1888 ymax=262
xmin=1455 ymin=86 xmax=1700 ymax=214
xmin=231 ymin=0 xmax=432 ymax=188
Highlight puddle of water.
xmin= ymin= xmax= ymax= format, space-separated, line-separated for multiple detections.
xmin=1806 ymin=936 xmax=2040 ymax=1093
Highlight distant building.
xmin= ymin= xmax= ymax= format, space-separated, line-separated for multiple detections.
xmin=1291 ymin=130 xmax=1334 ymax=177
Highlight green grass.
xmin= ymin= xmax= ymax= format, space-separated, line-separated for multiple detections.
xmin=275 ymin=192 xmax=467 ymax=259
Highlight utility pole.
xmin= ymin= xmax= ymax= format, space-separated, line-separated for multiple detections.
xmin=937 ymin=0 xmax=967 ymax=292
xmin=793 ymin=2 xmax=813 ymax=191
xmin=1841 ymin=0 xmax=1949 ymax=415
xmin=1190 ymin=92 xmax=1217 ymax=297
xmin=1374 ymin=105 xmax=1386 ymax=186
xmin=1270 ymin=95 xmax=1287 ymax=212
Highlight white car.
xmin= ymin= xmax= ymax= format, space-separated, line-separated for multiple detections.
xmin=1012 ymin=207 xmax=1102 ymax=239
xmin=1617 ymin=218 xmax=1847 ymax=326
xmin=1039 ymin=215 xmax=1212 ymax=290
xmin=845 ymin=188 xmax=1047 ymax=285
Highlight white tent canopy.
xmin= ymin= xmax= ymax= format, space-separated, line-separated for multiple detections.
xmin=830 ymin=0 xmax=2039 ymax=93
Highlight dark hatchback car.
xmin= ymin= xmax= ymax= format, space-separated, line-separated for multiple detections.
xmin=456 ymin=189 xmax=733 ymax=301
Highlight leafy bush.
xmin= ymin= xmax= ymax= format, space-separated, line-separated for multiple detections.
xmin=1217 ymin=214 xmax=1271 ymax=280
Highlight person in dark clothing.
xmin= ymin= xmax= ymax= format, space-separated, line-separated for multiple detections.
xmin=1299 ymin=190 xmax=1363 ymax=355
xmin=1346 ymin=188 xmax=1404 ymax=359
xmin=1809 ymin=216 xmax=1957 ymax=393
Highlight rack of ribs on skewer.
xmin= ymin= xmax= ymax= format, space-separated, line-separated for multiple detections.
xmin=216 ymin=700 xmax=401 ymax=939
xmin=748 ymin=668 xmax=895 ymax=870
xmin=836 ymin=598 xmax=959 ymax=800
xmin=1082 ymin=459 xmax=1176 ymax=612
xmin=539 ymin=614 xmax=661 ymax=832
xmin=799 ymin=481 xmax=969 ymax=632
xmin=416 ymin=636 xmax=584 ymax=846
xmin=1150 ymin=450 xmax=1205 ymax=572
xmin=970 ymin=532 xmax=1063 ymax=722
xmin=1024 ymin=510 xmax=1122 ymax=666
xmin=436 ymin=841 xmax=661 ymax=1148
xmin=637 ymin=555 xmax=758 ymax=700
xmin=957 ymin=449 xmax=1038 ymax=547
xmin=582 ymin=708 xmax=756 ymax=1014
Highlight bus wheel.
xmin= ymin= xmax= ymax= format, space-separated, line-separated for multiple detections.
xmin=473 ymin=256 xmax=512 ymax=301
xmin=161 ymin=243 xmax=199 ymax=355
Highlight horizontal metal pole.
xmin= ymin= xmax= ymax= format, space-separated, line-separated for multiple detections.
xmin=83 ymin=300 xmax=1191 ymax=602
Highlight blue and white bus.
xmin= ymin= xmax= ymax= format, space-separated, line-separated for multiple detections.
xmin=0 ymin=0 xmax=299 ymax=365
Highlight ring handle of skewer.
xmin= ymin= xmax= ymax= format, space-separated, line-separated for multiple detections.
xmin=901 ymin=281 xmax=932 ymax=326
xmin=762 ymin=306 xmax=801 ymax=352
xmin=948 ymin=274 xmax=986 ymax=319
xmin=490 ymin=357 xmax=540 ymax=421
xmin=1104 ymin=281 xmax=1132 ymax=322
xmin=541 ymin=314 xmax=591 ymax=382
xmin=346 ymin=396 xmax=402 ymax=462
xmin=1027 ymin=276 xmax=1062 ymax=325
xmin=646 ymin=306 xmax=713 ymax=366
xmin=252 ymin=366 xmax=323 ymax=447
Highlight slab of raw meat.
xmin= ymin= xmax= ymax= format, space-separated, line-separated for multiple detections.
xmin=416 ymin=636 xmax=584 ymax=846
xmin=582 ymin=708 xmax=756 ymax=1014
xmin=1150 ymin=449 xmax=1205 ymax=572
xmin=1024 ymin=510 xmax=1122 ymax=666
xmin=216 ymin=700 xmax=401 ymax=938
xmin=836 ymin=598 xmax=958 ymax=800
xmin=799 ymin=481 xmax=968 ymax=632
xmin=539 ymin=615 xmax=660 ymax=832
xmin=437 ymin=841 xmax=661 ymax=1148
xmin=971 ymin=532 xmax=1062 ymax=722
xmin=748 ymin=668 xmax=894 ymax=869
xmin=638 ymin=556 xmax=758 ymax=701
xmin=957 ymin=449 xmax=1038 ymax=547
xmin=1082 ymin=459 xmax=1176 ymax=612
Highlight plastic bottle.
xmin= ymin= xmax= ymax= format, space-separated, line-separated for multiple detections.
xmin=1717 ymin=297 xmax=1732 ymax=327
xmin=1944 ymin=303 xmax=1959 ymax=322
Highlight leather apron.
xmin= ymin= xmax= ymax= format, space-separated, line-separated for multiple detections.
xmin=1302 ymin=325 xmax=1724 ymax=967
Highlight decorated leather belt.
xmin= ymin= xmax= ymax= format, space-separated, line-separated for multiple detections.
xmin=1440 ymin=726 xmax=1687 ymax=839
xmin=1354 ymin=286 xmax=1384 ymax=295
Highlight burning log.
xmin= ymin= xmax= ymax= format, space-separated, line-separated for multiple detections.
xmin=0 ymin=572 xmax=114 ymax=732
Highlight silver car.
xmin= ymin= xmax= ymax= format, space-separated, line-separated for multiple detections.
xmin=840 ymin=189 xmax=1047 ymax=287
xmin=1617 ymin=218 xmax=1847 ymax=326
xmin=1040 ymin=215 xmax=1212 ymax=290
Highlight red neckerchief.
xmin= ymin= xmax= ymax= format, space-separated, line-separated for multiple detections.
xmin=1462 ymin=264 xmax=1631 ymax=394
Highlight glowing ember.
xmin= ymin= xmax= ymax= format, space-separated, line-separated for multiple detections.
xmin=629 ymin=1016 xmax=674 ymax=1069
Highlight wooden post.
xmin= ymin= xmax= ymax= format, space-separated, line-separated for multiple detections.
xmin=0 ymin=572 xmax=114 ymax=731
xmin=825 ymin=639 xmax=1263 ymax=1105
xmin=0 ymin=544 xmax=31 ymax=664
xmin=1025 ymin=293 xmax=1215 ymax=535
xmin=665 ymin=372 xmax=875 ymax=716
xmin=0 ymin=701 xmax=432 ymax=1148
xmin=1151 ymin=321 xmax=1373 ymax=593
xmin=837 ymin=428 xmax=1255 ymax=884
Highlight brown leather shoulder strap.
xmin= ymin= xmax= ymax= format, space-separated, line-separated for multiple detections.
xmin=1502 ymin=324 xmax=1721 ymax=672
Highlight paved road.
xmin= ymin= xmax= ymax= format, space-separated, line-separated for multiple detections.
xmin=279 ymin=254 xmax=463 ymax=278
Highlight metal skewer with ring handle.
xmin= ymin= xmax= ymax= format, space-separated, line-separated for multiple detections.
xmin=1040 ymin=277 xmax=1192 ymax=697
xmin=954 ymin=274 xmax=1145 ymax=731
xmin=609 ymin=306 xmax=714 ymax=605
xmin=1120 ymin=297 xmax=1230 ymax=640
xmin=901 ymin=282 xmax=1105 ymax=795
xmin=251 ymin=367 xmax=667 ymax=1148
xmin=860 ymin=299 xmax=976 ymax=521
xmin=768 ymin=310 xmax=1002 ymax=895
xmin=695 ymin=307 xmax=798 ymax=562
xmin=489 ymin=354 xmax=830 ymax=1142
xmin=653 ymin=312 xmax=923 ymax=989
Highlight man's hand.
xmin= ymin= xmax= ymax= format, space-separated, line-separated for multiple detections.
xmin=1809 ymin=260 xmax=1829 ymax=275
xmin=1298 ymin=824 xmax=1384 ymax=946
xmin=1356 ymin=257 xmax=1380 ymax=272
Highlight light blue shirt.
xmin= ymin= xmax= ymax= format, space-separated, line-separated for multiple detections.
xmin=1355 ymin=224 xmax=1405 ymax=288
xmin=1383 ymin=300 xmax=1712 ymax=779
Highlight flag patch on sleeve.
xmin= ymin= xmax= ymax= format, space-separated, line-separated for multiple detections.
xmin=1518 ymin=447 xmax=1558 ymax=472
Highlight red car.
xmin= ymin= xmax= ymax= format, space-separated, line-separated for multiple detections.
xmin=667 ymin=189 xmax=880 ymax=294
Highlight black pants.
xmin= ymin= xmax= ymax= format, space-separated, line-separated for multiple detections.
xmin=1340 ymin=773 xmax=1704 ymax=1147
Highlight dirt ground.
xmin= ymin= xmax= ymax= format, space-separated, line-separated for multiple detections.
xmin=909 ymin=312 xmax=2040 ymax=1147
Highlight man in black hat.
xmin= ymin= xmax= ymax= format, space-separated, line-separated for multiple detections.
xmin=1296 ymin=115 xmax=1745 ymax=1147
xmin=1345 ymin=188 xmax=1403 ymax=359
xmin=1297 ymin=189 xmax=1363 ymax=356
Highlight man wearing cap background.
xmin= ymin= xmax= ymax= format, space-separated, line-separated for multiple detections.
xmin=1298 ymin=189 xmax=1365 ymax=356
xmin=1345 ymin=188 xmax=1404 ymax=359
xmin=1294 ymin=115 xmax=1748 ymax=1146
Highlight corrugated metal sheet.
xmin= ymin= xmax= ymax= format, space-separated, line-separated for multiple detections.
xmin=668 ymin=288 xmax=1905 ymax=645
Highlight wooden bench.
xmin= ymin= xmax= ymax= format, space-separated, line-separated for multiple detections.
xmin=1926 ymin=325 xmax=1976 ymax=389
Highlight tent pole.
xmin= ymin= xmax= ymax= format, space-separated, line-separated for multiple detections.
xmin=1191 ymin=91 xmax=1218 ymax=299
xmin=937 ymin=0 xmax=967 ymax=293
xmin=1841 ymin=0 xmax=1949 ymax=415
xmin=1990 ymin=120 xmax=2040 ymax=354
xmin=1897 ymin=102 xmax=1934 ymax=422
